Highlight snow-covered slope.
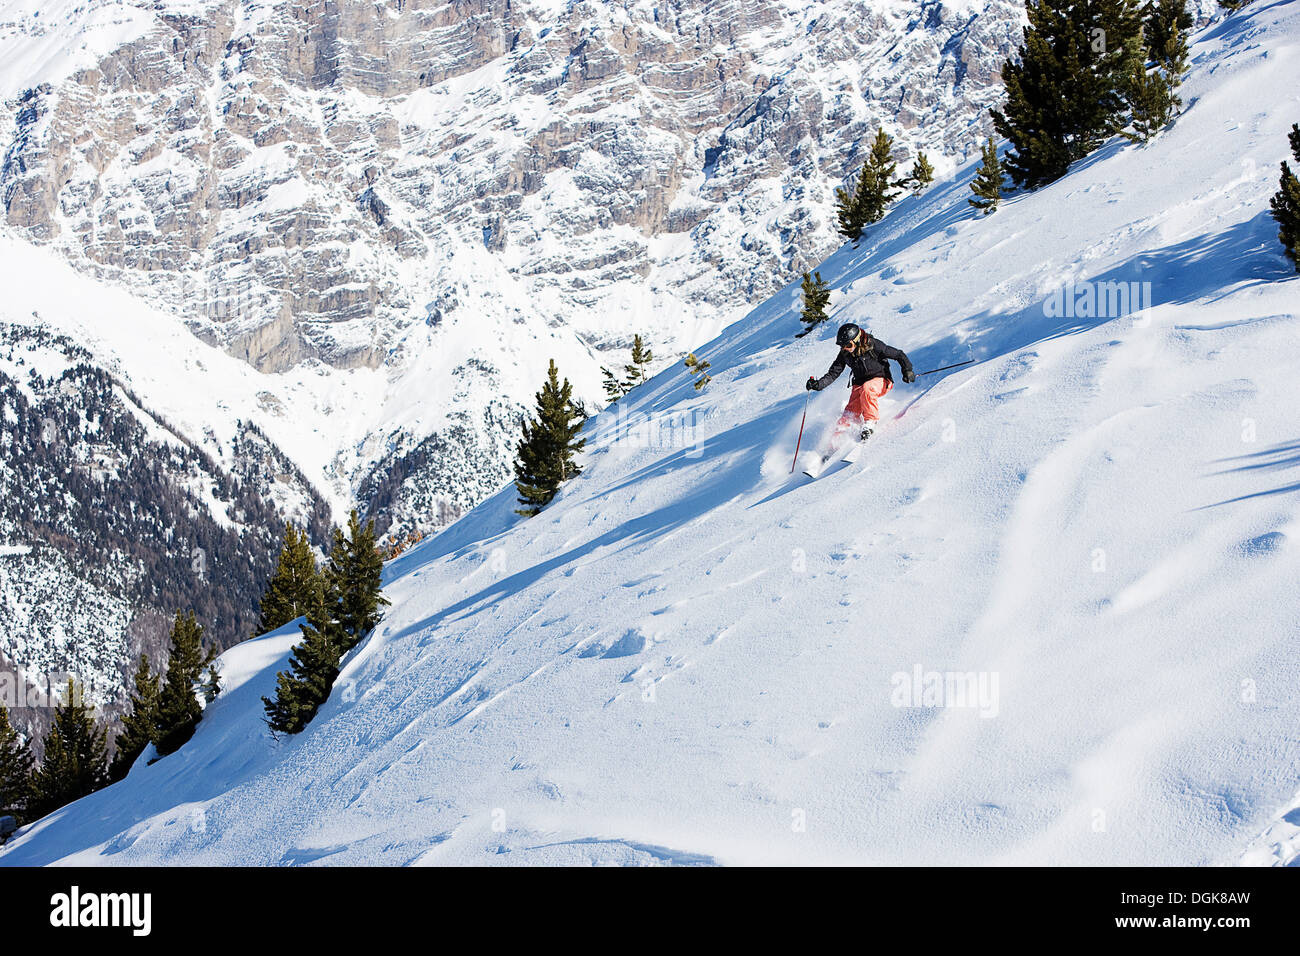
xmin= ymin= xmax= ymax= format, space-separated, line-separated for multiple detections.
xmin=3 ymin=0 xmax=1297 ymax=866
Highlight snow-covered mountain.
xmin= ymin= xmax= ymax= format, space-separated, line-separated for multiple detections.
xmin=3 ymin=0 xmax=1295 ymax=866
xmin=0 ymin=0 xmax=1049 ymax=735
xmin=0 ymin=0 xmax=1040 ymax=524
xmin=0 ymin=0 xmax=1025 ymax=366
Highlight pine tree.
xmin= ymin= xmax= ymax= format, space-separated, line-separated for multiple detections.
xmin=991 ymin=0 xmax=1144 ymax=189
xmin=968 ymin=138 xmax=1004 ymax=214
xmin=601 ymin=367 xmax=628 ymax=403
xmin=262 ymin=609 xmax=343 ymax=736
xmin=623 ymin=334 xmax=654 ymax=388
xmin=1120 ymin=55 xmax=1180 ymax=142
xmin=255 ymin=523 xmax=323 ymax=636
xmin=108 ymin=655 xmax=160 ymax=781
xmin=1271 ymin=124 xmax=1300 ymax=273
xmin=835 ymin=128 xmax=903 ymax=242
xmin=1142 ymin=0 xmax=1191 ymax=75
xmin=907 ymin=152 xmax=935 ymax=193
xmin=834 ymin=173 xmax=869 ymax=242
xmin=329 ymin=510 xmax=389 ymax=655
xmin=153 ymin=611 xmax=206 ymax=757
xmin=29 ymin=680 xmax=108 ymax=819
xmin=796 ymin=272 xmax=832 ymax=337
xmin=1120 ymin=2 xmax=1188 ymax=142
xmin=684 ymin=352 xmax=712 ymax=390
xmin=0 ymin=704 xmax=33 ymax=824
xmin=858 ymin=127 xmax=902 ymax=225
xmin=202 ymin=664 xmax=222 ymax=704
xmin=1218 ymin=0 xmax=1250 ymax=10
xmin=262 ymin=511 xmax=390 ymax=735
xmin=513 ymin=360 xmax=587 ymax=517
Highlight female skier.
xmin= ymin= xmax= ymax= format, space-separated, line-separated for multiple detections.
xmin=805 ymin=322 xmax=915 ymax=445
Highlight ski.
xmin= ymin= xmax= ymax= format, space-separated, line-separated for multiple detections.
xmin=802 ymin=430 xmax=873 ymax=477
xmin=801 ymin=455 xmax=826 ymax=479
xmin=802 ymin=448 xmax=841 ymax=478
xmin=842 ymin=428 xmax=873 ymax=462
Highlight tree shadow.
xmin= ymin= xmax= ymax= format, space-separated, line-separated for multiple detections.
xmin=959 ymin=210 xmax=1287 ymax=364
xmin=1196 ymin=439 xmax=1300 ymax=509
xmin=383 ymin=400 xmax=799 ymax=644
xmin=1198 ymin=0 xmax=1291 ymax=47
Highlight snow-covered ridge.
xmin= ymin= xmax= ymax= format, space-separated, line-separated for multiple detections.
xmin=2 ymin=0 xmax=1296 ymax=866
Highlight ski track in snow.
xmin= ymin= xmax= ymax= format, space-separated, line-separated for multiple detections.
xmin=3 ymin=1 xmax=1300 ymax=867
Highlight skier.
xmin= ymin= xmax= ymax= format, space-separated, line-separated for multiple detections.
xmin=805 ymin=323 xmax=915 ymax=444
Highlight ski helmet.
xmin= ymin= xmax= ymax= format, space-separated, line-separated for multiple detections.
xmin=836 ymin=323 xmax=861 ymax=347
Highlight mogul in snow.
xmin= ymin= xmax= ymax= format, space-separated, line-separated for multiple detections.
xmin=806 ymin=323 xmax=916 ymax=444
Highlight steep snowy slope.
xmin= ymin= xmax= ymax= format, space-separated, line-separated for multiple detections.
xmin=3 ymin=0 xmax=1297 ymax=866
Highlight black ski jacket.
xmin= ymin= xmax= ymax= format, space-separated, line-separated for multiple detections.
xmin=810 ymin=337 xmax=913 ymax=390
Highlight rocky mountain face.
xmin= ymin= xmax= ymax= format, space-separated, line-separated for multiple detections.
xmin=2 ymin=0 xmax=1025 ymax=361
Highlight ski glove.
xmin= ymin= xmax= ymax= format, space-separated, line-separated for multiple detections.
xmin=902 ymin=368 xmax=916 ymax=384
xmin=806 ymin=376 xmax=817 ymax=391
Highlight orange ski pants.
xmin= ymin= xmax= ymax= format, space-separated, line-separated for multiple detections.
xmin=833 ymin=377 xmax=891 ymax=440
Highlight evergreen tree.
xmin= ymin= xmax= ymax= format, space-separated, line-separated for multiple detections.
xmin=513 ymin=360 xmax=587 ymax=517
xmin=108 ymin=655 xmax=160 ymax=781
xmin=1271 ymin=124 xmax=1300 ymax=273
xmin=834 ymin=173 xmax=870 ymax=242
xmin=601 ymin=367 xmax=628 ymax=403
xmin=684 ymin=352 xmax=712 ymax=390
xmin=262 ymin=608 xmax=343 ymax=736
xmin=907 ymin=152 xmax=935 ymax=193
xmin=1142 ymin=0 xmax=1191 ymax=75
xmin=202 ymin=663 xmax=222 ymax=704
xmin=255 ymin=523 xmax=323 ymax=636
xmin=329 ymin=510 xmax=389 ymax=654
xmin=835 ymin=128 xmax=903 ymax=241
xmin=991 ymin=0 xmax=1144 ymax=189
xmin=1119 ymin=1 xmax=1188 ymax=142
xmin=1119 ymin=54 xmax=1180 ymax=142
xmin=262 ymin=511 xmax=390 ymax=735
xmin=796 ymin=272 xmax=832 ymax=337
xmin=968 ymin=138 xmax=1004 ymax=214
xmin=153 ymin=611 xmax=206 ymax=757
xmin=1217 ymin=0 xmax=1250 ymax=9
xmin=623 ymin=334 xmax=654 ymax=388
xmin=0 ymin=704 xmax=33 ymax=824
xmin=29 ymin=680 xmax=108 ymax=819
xmin=858 ymin=127 xmax=902 ymax=225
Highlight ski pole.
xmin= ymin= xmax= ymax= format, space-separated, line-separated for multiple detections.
xmin=790 ymin=392 xmax=810 ymax=474
xmin=917 ymin=358 xmax=976 ymax=377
